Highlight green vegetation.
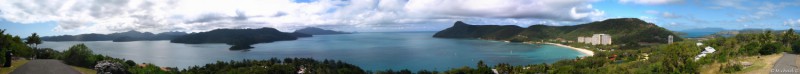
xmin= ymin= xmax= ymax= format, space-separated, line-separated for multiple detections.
xmin=24 ymin=33 xmax=41 ymax=49
xmin=1 ymin=29 xmax=36 ymax=65
xmin=434 ymin=18 xmax=684 ymax=48
xmin=56 ymin=44 xmax=177 ymax=74
xmin=170 ymin=27 xmax=299 ymax=50
xmin=181 ymin=58 xmax=365 ymax=74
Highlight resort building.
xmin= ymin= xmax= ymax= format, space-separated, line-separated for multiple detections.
xmin=577 ymin=34 xmax=612 ymax=45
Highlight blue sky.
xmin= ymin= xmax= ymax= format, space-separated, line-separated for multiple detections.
xmin=1 ymin=0 xmax=799 ymax=37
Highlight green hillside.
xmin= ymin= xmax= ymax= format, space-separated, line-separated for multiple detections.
xmin=434 ymin=18 xmax=683 ymax=48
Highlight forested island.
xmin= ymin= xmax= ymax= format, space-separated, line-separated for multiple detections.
xmin=434 ymin=18 xmax=682 ymax=48
xmin=293 ymin=27 xmax=351 ymax=35
xmin=169 ymin=27 xmax=300 ymax=50
xmin=40 ymin=31 xmax=187 ymax=42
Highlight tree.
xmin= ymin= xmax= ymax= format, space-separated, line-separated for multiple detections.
xmin=63 ymin=44 xmax=95 ymax=67
xmin=475 ymin=60 xmax=492 ymax=74
xmin=25 ymin=33 xmax=42 ymax=48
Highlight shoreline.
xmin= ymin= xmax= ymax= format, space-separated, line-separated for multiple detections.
xmin=542 ymin=43 xmax=595 ymax=57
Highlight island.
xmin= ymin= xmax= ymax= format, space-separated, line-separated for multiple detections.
xmin=434 ymin=18 xmax=683 ymax=48
xmin=169 ymin=27 xmax=299 ymax=50
xmin=40 ymin=31 xmax=187 ymax=42
xmin=293 ymin=27 xmax=351 ymax=35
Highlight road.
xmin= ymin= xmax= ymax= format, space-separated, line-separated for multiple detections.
xmin=9 ymin=59 xmax=81 ymax=74
xmin=771 ymin=53 xmax=799 ymax=74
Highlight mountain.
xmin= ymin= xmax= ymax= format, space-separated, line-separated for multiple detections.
xmin=41 ymin=31 xmax=187 ymax=42
xmin=288 ymin=32 xmax=312 ymax=37
xmin=293 ymin=27 xmax=350 ymax=35
xmin=706 ymin=28 xmax=799 ymax=38
xmin=170 ymin=27 xmax=298 ymax=50
xmin=434 ymin=18 xmax=683 ymax=48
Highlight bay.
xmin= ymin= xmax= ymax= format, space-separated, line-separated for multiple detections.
xmin=38 ymin=32 xmax=585 ymax=71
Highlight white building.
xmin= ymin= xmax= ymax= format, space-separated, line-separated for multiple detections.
xmin=668 ymin=35 xmax=674 ymax=44
xmin=576 ymin=34 xmax=612 ymax=45
xmin=695 ymin=46 xmax=717 ymax=61
xmin=599 ymin=34 xmax=612 ymax=45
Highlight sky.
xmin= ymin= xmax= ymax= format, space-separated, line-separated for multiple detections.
xmin=1 ymin=0 xmax=799 ymax=37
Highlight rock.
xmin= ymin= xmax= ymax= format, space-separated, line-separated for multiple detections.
xmin=94 ymin=60 xmax=127 ymax=74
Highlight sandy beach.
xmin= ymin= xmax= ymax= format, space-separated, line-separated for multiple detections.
xmin=543 ymin=43 xmax=595 ymax=56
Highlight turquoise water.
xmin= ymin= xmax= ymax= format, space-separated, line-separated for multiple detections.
xmin=38 ymin=32 xmax=584 ymax=71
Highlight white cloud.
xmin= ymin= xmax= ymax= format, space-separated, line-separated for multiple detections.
xmin=404 ymin=0 xmax=604 ymax=21
xmin=733 ymin=2 xmax=799 ymax=23
xmin=707 ymin=0 xmax=748 ymax=10
xmin=786 ymin=19 xmax=800 ymax=27
xmin=643 ymin=10 xmax=680 ymax=19
xmin=619 ymin=0 xmax=683 ymax=5
xmin=0 ymin=0 xmax=607 ymax=34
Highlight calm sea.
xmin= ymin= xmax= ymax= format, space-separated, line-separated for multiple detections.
xmin=38 ymin=32 xmax=584 ymax=71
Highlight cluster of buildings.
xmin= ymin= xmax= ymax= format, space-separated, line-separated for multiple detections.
xmin=694 ymin=43 xmax=717 ymax=61
xmin=577 ymin=34 xmax=612 ymax=45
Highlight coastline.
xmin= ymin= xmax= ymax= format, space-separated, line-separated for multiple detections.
xmin=542 ymin=43 xmax=595 ymax=57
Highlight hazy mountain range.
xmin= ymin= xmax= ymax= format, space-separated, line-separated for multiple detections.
xmin=41 ymin=31 xmax=188 ymax=42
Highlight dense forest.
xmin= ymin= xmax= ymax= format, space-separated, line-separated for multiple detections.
xmin=40 ymin=31 xmax=187 ymax=42
xmin=1 ymin=29 xmax=37 ymax=65
xmin=170 ymin=27 xmax=299 ymax=50
xmin=434 ymin=18 xmax=683 ymax=48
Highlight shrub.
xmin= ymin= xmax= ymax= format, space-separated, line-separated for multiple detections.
xmin=63 ymin=44 xmax=95 ymax=68
xmin=35 ymin=48 xmax=61 ymax=59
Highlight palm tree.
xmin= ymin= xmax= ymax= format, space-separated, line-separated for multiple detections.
xmin=25 ymin=33 xmax=42 ymax=49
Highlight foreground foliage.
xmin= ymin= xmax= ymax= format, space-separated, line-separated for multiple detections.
xmin=181 ymin=58 xmax=365 ymax=74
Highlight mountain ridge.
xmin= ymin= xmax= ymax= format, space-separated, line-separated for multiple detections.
xmin=40 ymin=31 xmax=188 ymax=42
xmin=169 ymin=27 xmax=299 ymax=50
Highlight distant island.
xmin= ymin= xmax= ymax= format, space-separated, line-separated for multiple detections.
xmin=169 ymin=27 xmax=299 ymax=50
xmin=288 ymin=32 xmax=312 ymax=38
xmin=41 ymin=31 xmax=187 ymax=42
xmin=434 ymin=18 xmax=682 ymax=48
xmin=293 ymin=27 xmax=351 ymax=35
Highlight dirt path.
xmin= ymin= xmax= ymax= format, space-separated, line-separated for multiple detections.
xmin=9 ymin=59 xmax=81 ymax=74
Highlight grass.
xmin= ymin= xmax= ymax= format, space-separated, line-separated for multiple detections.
xmin=699 ymin=53 xmax=783 ymax=74
xmin=71 ymin=66 xmax=97 ymax=74
xmin=0 ymin=59 xmax=30 ymax=74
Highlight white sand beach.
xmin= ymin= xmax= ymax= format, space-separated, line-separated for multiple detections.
xmin=543 ymin=43 xmax=595 ymax=56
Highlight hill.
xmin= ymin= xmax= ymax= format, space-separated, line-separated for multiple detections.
xmin=170 ymin=27 xmax=298 ymax=50
xmin=293 ymin=27 xmax=350 ymax=35
xmin=434 ymin=18 xmax=683 ymax=48
xmin=40 ymin=31 xmax=187 ymax=42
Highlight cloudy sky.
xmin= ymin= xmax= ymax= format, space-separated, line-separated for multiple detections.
xmin=1 ymin=0 xmax=799 ymax=37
